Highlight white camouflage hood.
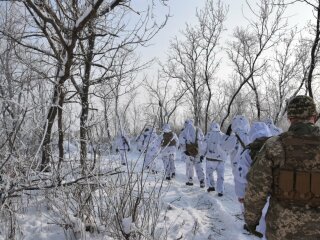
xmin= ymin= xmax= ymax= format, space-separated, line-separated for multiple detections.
xmin=231 ymin=115 xmax=250 ymax=134
xmin=210 ymin=122 xmax=221 ymax=132
xmin=249 ymin=122 xmax=272 ymax=143
xmin=163 ymin=123 xmax=171 ymax=133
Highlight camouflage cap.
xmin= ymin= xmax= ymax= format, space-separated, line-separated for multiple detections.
xmin=287 ymin=95 xmax=317 ymax=119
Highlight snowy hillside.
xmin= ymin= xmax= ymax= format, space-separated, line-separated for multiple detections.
xmin=1 ymin=146 xmax=262 ymax=240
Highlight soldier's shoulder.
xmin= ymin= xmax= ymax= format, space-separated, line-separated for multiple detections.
xmin=263 ymin=135 xmax=283 ymax=156
xmin=264 ymin=135 xmax=281 ymax=146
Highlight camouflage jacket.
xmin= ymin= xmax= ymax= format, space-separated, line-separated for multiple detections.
xmin=244 ymin=122 xmax=320 ymax=240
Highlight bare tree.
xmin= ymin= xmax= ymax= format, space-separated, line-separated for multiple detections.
xmin=0 ymin=0 xmax=168 ymax=172
xmin=264 ymin=29 xmax=304 ymax=124
xmin=144 ymin=72 xmax=187 ymax=129
xmin=295 ymin=0 xmax=320 ymax=98
xmin=0 ymin=1 xmax=172 ymax=237
xmin=221 ymin=0 xmax=287 ymax=127
xmin=162 ymin=28 xmax=204 ymax=126
xmin=67 ymin=3 xmax=167 ymax=172
xmin=162 ymin=0 xmax=227 ymax=130
xmin=197 ymin=0 xmax=227 ymax=133
xmin=13 ymin=0 xmax=125 ymax=170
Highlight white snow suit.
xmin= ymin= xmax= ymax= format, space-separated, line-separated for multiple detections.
xmin=178 ymin=121 xmax=189 ymax=163
xmin=114 ymin=132 xmax=131 ymax=165
xmin=159 ymin=124 xmax=179 ymax=179
xmin=235 ymin=122 xmax=272 ymax=238
xmin=203 ymin=122 xmax=228 ymax=194
xmin=235 ymin=121 xmax=272 ymax=198
xmin=223 ymin=115 xmax=251 ymax=179
xmin=264 ymin=118 xmax=282 ymax=136
xmin=179 ymin=120 xmax=205 ymax=186
xmin=143 ymin=130 xmax=159 ymax=170
xmin=136 ymin=127 xmax=154 ymax=153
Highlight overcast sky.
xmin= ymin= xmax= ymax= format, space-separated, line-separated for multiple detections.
xmin=131 ymin=0 xmax=312 ymax=80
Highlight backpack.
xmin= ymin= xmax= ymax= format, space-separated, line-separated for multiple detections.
xmin=162 ymin=132 xmax=176 ymax=147
xmin=185 ymin=128 xmax=199 ymax=157
xmin=246 ymin=136 xmax=270 ymax=161
xmin=273 ymin=133 xmax=320 ymax=207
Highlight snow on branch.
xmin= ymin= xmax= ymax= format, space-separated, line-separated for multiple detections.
xmin=74 ymin=0 xmax=104 ymax=29
xmin=1 ymin=169 xmax=123 ymax=202
xmin=99 ymin=0 xmax=127 ymax=16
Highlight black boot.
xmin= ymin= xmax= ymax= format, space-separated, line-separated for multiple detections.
xmin=207 ymin=187 xmax=215 ymax=192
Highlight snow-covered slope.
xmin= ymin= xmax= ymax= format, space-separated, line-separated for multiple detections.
xmin=2 ymin=147 xmax=261 ymax=240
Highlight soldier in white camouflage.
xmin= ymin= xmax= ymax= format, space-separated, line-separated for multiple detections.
xmin=244 ymin=95 xmax=320 ymax=239
xmin=159 ymin=123 xmax=179 ymax=180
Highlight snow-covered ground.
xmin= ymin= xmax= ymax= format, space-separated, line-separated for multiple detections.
xmin=1 ymin=146 xmax=261 ymax=240
xmin=153 ymin=153 xmax=258 ymax=240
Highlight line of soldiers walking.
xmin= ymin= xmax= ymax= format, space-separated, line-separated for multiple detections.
xmin=113 ymin=114 xmax=282 ymax=199
xmin=114 ymin=95 xmax=320 ymax=239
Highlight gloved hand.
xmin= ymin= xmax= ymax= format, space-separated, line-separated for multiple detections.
xmin=200 ymin=156 xmax=204 ymax=162
xmin=243 ymin=224 xmax=263 ymax=238
xmin=128 ymin=148 xmax=131 ymax=152
xmin=116 ymin=148 xmax=119 ymax=153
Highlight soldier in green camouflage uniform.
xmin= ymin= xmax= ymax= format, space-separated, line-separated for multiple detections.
xmin=244 ymin=95 xmax=320 ymax=240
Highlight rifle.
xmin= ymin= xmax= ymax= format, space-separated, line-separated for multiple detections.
xmin=135 ymin=122 xmax=148 ymax=142
xmin=235 ymin=132 xmax=246 ymax=149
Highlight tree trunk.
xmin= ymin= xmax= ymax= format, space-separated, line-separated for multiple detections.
xmin=204 ymin=91 xmax=211 ymax=134
xmin=221 ymin=73 xmax=254 ymax=128
xmin=249 ymin=77 xmax=261 ymax=120
xmin=306 ymin=2 xmax=320 ymax=99
xmin=204 ymin=73 xmax=212 ymax=134
xmin=57 ymin=85 xmax=65 ymax=173
xmin=80 ymin=94 xmax=89 ymax=173
xmin=103 ymin=101 xmax=111 ymax=143
xmin=80 ymin=28 xmax=95 ymax=173
xmin=41 ymin=84 xmax=60 ymax=171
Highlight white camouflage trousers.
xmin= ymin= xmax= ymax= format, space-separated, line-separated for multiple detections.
xmin=205 ymin=160 xmax=225 ymax=193
xmin=162 ymin=153 xmax=176 ymax=178
xmin=119 ymin=150 xmax=127 ymax=165
xmin=143 ymin=153 xmax=157 ymax=171
xmin=186 ymin=155 xmax=204 ymax=183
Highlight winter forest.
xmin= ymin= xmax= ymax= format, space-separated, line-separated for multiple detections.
xmin=0 ymin=0 xmax=319 ymax=239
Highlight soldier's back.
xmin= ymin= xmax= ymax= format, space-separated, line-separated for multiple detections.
xmin=265 ymin=122 xmax=320 ymax=240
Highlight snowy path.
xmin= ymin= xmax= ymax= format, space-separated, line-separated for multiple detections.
xmin=157 ymin=156 xmax=259 ymax=240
